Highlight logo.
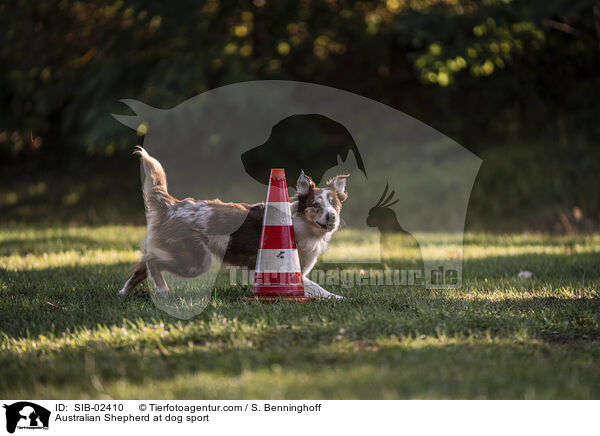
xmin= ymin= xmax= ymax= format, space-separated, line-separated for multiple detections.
xmin=113 ymin=81 xmax=481 ymax=318
xmin=3 ymin=402 xmax=50 ymax=433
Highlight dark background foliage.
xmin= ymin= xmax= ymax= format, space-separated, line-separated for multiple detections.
xmin=1 ymin=0 xmax=599 ymax=230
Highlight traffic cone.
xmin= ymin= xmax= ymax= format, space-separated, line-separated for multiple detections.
xmin=249 ymin=168 xmax=310 ymax=302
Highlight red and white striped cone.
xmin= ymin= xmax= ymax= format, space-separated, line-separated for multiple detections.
xmin=250 ymin=169 xmax=310 ymax=302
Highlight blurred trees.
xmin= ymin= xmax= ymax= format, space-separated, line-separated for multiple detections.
xmin=1 ymin=0 xmax=599 ymax=227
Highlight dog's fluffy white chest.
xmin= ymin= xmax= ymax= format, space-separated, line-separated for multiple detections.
xmin=292 ymin=216 xmax=332 ymax=274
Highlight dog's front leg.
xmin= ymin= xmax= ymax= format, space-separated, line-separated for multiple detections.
xmin=302 ymin=276 xmax=343 ymax=299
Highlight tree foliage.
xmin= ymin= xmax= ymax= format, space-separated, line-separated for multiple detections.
xmin=1 ymin=0 xmax=599 ymax=227
xmin=1 ymin=0 xmax=599 ymax=156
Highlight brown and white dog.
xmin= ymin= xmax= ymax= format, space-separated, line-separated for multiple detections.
xmin=119 ymin=147 xmax=348 ymax=299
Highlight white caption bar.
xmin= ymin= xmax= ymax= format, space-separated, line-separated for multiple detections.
xmin=1 ymin=400 xmax=597 ymax=436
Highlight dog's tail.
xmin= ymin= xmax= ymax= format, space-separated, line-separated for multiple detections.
xmin=133 ymin=146 xmax=172 ymax=213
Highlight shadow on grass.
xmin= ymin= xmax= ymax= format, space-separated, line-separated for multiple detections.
xmin=0 ymin=262 xmax=170 ymax=337
xmin=2 ymin=249 xmax=600 ymax=398
xmin=462 ymin=234 xmax=596 ymax=247
xmin=461 ymin=252 xmax=600 ymax=283
xmin=0 ymin=235 xmax=141 ymax=256
xmin=1 ymin=326 xmax=599 ymax=399
xmin=1 ymin=252 xmax=599 ymax=339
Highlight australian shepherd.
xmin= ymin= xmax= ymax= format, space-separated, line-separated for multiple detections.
xmin=119 ymin=147 xmax=348 ymax=299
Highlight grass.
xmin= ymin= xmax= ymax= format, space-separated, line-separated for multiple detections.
xmin=1 ymin=225 xmax=599 ymax=399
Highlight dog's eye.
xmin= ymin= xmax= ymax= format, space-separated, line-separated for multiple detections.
xmin=313 ymin=203 xmax=320 ymax=209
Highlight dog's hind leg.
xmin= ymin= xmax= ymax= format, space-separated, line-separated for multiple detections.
xmin=119 ymin=260 xmax=148 ymax=296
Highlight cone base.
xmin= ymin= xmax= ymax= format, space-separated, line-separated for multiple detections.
xmin=244 ymin=295 xmax=314 ymax=303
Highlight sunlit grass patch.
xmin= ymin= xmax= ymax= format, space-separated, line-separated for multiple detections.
xmin=0 ymin=225 xmax=599 ymax=399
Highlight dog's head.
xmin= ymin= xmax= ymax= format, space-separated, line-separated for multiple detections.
xmin=295 ymin=171 xmax=348 ymax=232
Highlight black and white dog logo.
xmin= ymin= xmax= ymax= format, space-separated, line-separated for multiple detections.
xmin=3 ymin=402 xmax=50 ymax=433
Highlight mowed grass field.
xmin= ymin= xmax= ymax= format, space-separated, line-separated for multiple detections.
xmin=1 ymin=226 xmax=599 ymax=399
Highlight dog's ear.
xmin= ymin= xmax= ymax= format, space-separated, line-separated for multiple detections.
xmin=328 ymin=174 xmax=349 ymax=201
xmin=297 ymin=170 xmax=315 ymax=196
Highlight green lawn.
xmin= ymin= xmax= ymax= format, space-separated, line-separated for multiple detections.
xmin=1 ymin=226 xmax=599 ymax=399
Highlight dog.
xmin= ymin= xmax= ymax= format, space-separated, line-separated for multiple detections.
xmin=119 ymin=147 xmax=349 ymax=299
